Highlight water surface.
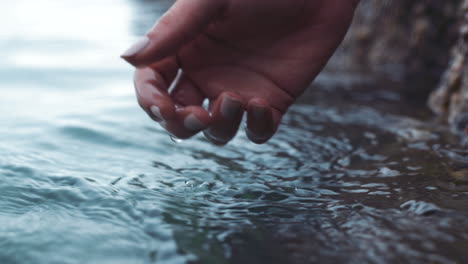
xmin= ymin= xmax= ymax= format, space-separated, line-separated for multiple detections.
xmin=1 ymin=1 xmax=467 ymax=263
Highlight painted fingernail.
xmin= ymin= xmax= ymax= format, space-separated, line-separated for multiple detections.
xmin=247 ymin=104 xmax=273 ymax=144
xmin=220 ymin=97 xmax=242 ymax=119
xmin=203 ymin=131 xmax=229 ymax=145
xmin=246 ymin=129 xmax=271 ymax=144
xmin=150 ymin=105 xmax=164 ymax=121
xmin=251 ymin=104 xmax=268 ymax=119
xmin=184 ymin=114 xmax=206 ymax=131
xmin=121 ymin=36 xmax=150 ymax=58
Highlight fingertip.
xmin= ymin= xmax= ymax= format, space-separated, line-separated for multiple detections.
xmin=150 ymin=99 xmax=176 ymax=121
xmin=134 ymin=68 xmax=177 ymax=122
xmin=180 ymin=106 xmax=211 ymax=132
xmin=203 ymin=131 xmax=230 ymax=146
xmin=218 ymin=92 xmax=245 ymax=119
xmin=120 ymin=36 xmax=151 ymax=67
xmin=136 ymin=87 xmax=176 ymax=123
xmin=203 ymin=92 xmax=245 ymax=145
xmin=163 ymin=106 xmax=211 ymax=140
xmin=246 ymin=99 xmax=280 ymax=144
xmin=183 ymin=114 xmax=206 ymax=132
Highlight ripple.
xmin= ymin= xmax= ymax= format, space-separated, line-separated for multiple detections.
xmin=60 ymin=125 xmax=134 ymax=148
xmin=1 ymin=3 xmax=468 ymax=260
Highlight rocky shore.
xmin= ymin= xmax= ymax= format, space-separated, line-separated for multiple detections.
xmin=328 ymin=0 xmax=468 ymax=134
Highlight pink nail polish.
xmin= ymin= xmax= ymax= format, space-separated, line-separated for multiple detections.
xmin=220 ymin=97 xmax=242 ymax=119
xmin=184 ymin=114 xmax=206 ymax=131
xmin=251 ymin=105 xmax=268 ymax=120
xmin=121 ymin=36 xmax=150 ymax=58
xmin=203 ymin=130 xmax=230 ymax=145
xmin=246 ymin=129 xmax=271 ymax=144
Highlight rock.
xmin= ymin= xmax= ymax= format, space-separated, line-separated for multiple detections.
xmin=428 ymin=0 xmax=468 ymax=134
xmin=326 ymin=0 xmax=468 ymax=135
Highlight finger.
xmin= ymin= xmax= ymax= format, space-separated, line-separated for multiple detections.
xmin=134 ymin=59 xmax=179 ymax=122
xmin=148 ymin=56 xmax=179 ymax=87
xmin=164 ymin=106 xmax=211 ymax=139
xmin=121 ymin=0 xmax=226 ymax=67
xmin=203 ymin=92 xmax=245 ymax=145
xmin=246 ymin=98 xmax=282 ymax=144
xmin=170 ymin=72 xmax=205 ymax=107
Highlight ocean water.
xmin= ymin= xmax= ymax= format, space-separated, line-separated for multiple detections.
xmin=1 ymin=0 xmax=468 ymax=263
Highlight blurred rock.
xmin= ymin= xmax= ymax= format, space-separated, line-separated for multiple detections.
xmin=429 ymin=0 xmax=468 ymax=134
xmin=326 ymin=0 xmax=467 ymax=134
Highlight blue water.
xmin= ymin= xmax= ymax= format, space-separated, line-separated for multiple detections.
xmin=1 ymin=0 xmax=468 ymax=263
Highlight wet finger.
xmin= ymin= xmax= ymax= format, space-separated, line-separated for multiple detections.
xmin=170 ymin=72 xmax=205 ymax=107
xmin=203 ymin=92 xmax=245 ymax=145
xmin=246 ymin=98 xmax=282 ymax=144
xmin=148 ymin=56 xmax=179 ymax=87
xmin=164 ymin=106 xmax=211 ymax=139
xmin=134 ymin=66 xmax=177 ymax=122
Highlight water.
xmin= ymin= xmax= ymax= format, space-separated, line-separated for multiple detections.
xmin=1 ymin=0 xmax=468 ymax=263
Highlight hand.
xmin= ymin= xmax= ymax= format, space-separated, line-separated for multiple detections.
xmin=122 ymin=0 xmax=358 ymax=145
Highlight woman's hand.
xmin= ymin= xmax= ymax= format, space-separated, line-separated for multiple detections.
xmin=122 ymin=0 xmax=358 ymax=145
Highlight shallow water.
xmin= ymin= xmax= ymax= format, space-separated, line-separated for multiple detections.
xmin=1 ymin=0 xmax=468 ymax=263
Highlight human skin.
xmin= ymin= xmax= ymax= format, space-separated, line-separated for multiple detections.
xmin=122 ymin=0 xmax=360 ymax=145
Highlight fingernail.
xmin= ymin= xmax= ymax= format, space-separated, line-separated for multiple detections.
xmin=220 ymin=97 xmax=242 ymax=119
xmin=246 ymin=129 xmax=271 ymax=144
xmin=203 ymin=131 xmax=229 ymax=145
xmin=251 ymin=104 xmax=268 ymax=120
xmin=150 ymin=105 xmax=164 ymax=120
xmin=184 ymin=114 xmax=206 ymax=131
xmin=247 ymin=104 xmax=273 ymax=144
xmin=121 ymin=36 xmax=150 ymax=58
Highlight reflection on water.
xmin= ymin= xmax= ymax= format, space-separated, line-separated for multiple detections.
xmin=0 ymin=0 xmax=467 ymax=263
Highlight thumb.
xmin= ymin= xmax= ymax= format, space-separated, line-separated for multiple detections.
xmin=121 ymin=0 xmax=226 ymax=67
